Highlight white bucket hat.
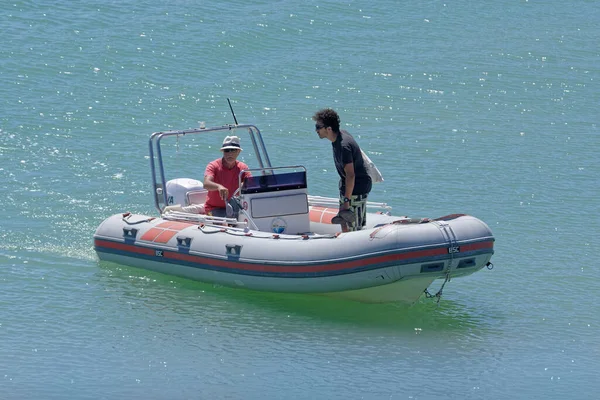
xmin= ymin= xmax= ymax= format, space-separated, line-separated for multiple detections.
xmin=220 ymin=135 xmax=243 ymax=151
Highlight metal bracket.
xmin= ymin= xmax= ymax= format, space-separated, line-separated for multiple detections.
xmin=226 ymin=244 xmax=242 ymax=257
xmin=177 ymin=236 xmax=192 ymax=247
xmin=123 ymin=227 xmax=138 ymax=238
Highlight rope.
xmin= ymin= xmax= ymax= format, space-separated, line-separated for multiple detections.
xmin=423 ymin=220 xmax=459 ymax=304
xmin=122 ymin=213 xmax=155 ymax=225
xmin=424 ymin=273 xmax=451 ymax=304
xmin=197 ymin=224 xmax=336 ymax=240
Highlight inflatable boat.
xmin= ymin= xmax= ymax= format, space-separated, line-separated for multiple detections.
xmin=93 ymin=123 xmax=495 ymax=304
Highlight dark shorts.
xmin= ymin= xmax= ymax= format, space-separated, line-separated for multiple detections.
xmin=206 ymin=207 xmax=227 ymax=218
xmin=339 ymin=194 xmax=368 ymax=231
xmin=206 ymin=198 xmax=241 ymax=219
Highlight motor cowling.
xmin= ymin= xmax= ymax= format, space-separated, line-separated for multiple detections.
xmin=166 ymin=178 xmax=205 ymax=206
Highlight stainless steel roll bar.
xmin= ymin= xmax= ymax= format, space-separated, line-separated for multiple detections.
xmin=149 ymin=124 xmax=273 ymax=214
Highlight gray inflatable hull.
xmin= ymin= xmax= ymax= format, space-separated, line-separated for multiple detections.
xmin=94 ymin=211 xmax=494 ymax=304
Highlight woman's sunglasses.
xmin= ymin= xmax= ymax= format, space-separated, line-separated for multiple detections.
xmin=223 ymin=148 xmax=238 ymax=153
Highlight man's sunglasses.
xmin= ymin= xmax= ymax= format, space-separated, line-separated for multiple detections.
xmin=223 ymin=148 xmax=238 ymax=153
xmin=315 ymin=124 xmax=326 ymax=131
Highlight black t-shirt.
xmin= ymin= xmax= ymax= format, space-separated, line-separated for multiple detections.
xmin=332 ymin=130 xmax=372 ymax=195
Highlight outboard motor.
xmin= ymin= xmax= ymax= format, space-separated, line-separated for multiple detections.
xmin=165 ymin=178 xmax=207 ymax=206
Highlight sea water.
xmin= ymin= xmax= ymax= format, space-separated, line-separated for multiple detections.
xmin=1 ymin=1 xmax=598 ymax=399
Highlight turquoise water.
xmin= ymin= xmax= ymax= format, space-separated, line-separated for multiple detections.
xmin=1 ymin=1 xmax=598 ymax=399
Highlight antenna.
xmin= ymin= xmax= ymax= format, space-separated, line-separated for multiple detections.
xmin=227 ymin=98 xmax=238 ymax=126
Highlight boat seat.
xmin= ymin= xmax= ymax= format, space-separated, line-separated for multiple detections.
xmin=239 ymin=171 xmax=310 ymax=234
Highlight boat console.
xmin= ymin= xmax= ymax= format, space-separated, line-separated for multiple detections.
xmin=238 ymin=167 xmax=310 ymax=234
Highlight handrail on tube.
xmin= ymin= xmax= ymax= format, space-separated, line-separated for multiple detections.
xmin=307 ymin=195 xmax=391 ymax=211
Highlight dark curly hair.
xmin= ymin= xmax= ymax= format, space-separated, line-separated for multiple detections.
xmin=312 ymin=108 xmax=340 ymax=132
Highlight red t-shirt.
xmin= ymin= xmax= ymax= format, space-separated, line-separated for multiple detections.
xmin=204 ymin=158 xmax=250 ymax=213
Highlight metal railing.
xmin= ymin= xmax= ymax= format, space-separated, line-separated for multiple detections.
xmin=149 ymin=123 xmax=272 ymax=214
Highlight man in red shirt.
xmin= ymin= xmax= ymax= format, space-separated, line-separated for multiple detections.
xmin=203 ymin=135 xmax=250 ymax=217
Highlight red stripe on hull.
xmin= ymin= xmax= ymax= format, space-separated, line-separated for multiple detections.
xmin=460 ymin=241 xmax=494 ymax=251
xmin=94 ymin=238 xmax=493 ymax=274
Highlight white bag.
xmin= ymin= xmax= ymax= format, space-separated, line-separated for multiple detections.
xmin=360 ymin=149 xmax=384 ymax=183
